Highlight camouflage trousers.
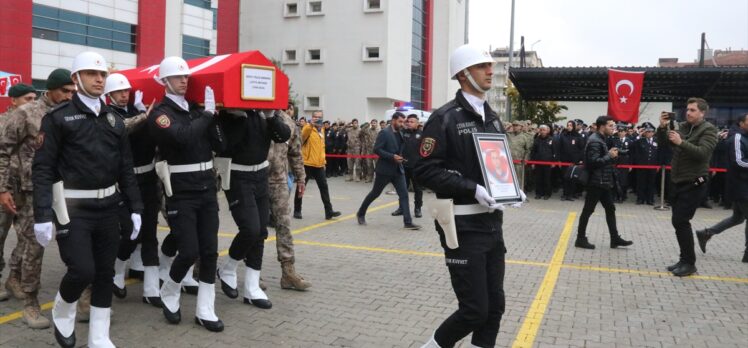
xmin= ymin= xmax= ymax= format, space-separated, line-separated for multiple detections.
xmin=361 ymin=158 xmax=375 ymax=181
xmin=269 ymin=182 xmax=295 ymax=263
xmin=8 ymin=191 xmax=44 ymax=292
xmin=0 ymin=208 xmax=13 ymax=273
xmin=347 ymin=145 xmax=361 ymax=179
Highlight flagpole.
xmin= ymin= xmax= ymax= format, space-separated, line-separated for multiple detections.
xmin=505 ymin=0 xmax=516 ymax=121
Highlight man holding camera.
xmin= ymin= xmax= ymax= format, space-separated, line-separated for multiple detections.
xmin=657 ymin=99 xmax=718 ymax=277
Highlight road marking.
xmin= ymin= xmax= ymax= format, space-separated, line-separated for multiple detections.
xmin=511 ymin=212 xmax=577 ymax=348
xmin=0 ymin=201 xmax=398 ymax=324
xmin=561 ymin=264 xmax=748 ymax=284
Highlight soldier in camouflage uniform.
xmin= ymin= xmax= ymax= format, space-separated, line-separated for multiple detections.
xmin=507 ymin=120 xmax=533 ymax=189
xmin=359 ymin=120 xmax=379 ymax=182
xmin=0 ymin=71 xmax=75 ymax=328
xmin=344 ymin=119 xmax=361 ymax=182
xmin=268 ymin=104 xmax=310 ymax=290
xmin=0 ymin=84 xmax=37 ymax=303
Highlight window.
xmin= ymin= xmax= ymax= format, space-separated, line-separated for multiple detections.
xmin=32 ymin=4 xmax=137 ymax=53
xmin=184 ymin=0 xmax=212 ymax=10
xmin=305 ymin=96 xmax=322 ymax=110
xmin=306 ymin=49 xmax=323 ymax=63
xmin=362 ymin=46 xmax=382 ymax=61
xmin=183 ymin=35 xmax=210 ymax=59
xmin=284 ymin=2 xmax=299 ymax=17
xmin=283 ymin=49 xmax=298 ymax=64
xmin=364 ymin=0 xmax=383 ymax=12
xmin=307 ymin=1 xmax=323 ymax=16
xmin=410 ymin=0 xmax=428 ymax=110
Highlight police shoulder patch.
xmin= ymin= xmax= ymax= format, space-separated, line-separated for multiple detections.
xmin=420 ymin=137 xmax=436 ymax=157
xmin=156 ymin=115 xmax=171 ymax=128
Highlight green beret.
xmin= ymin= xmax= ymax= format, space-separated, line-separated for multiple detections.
xmin=8 ymin=83 xmax=36 ymax=98
xmin=46 ymin=68 xmax=73 ymax=90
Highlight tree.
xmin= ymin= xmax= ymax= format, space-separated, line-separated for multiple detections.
xmin=506 ymin=84 xmax=567 ymax=125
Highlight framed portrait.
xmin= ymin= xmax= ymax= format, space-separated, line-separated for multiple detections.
xmin=472 ymin=133 xmax=522 ymax=203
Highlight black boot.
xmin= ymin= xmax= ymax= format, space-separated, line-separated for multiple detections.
xmin=610 ymin=235 xmax=633 ymax=248
xmin=325 ymin=211 xmax=341 ymax=220
xmin=54 ymin=325 xmax=75 ymax=348
xmin=672 ymin=263 xmax=697 ymax=277
xmin=414 ymin=207 xmax=422 ymax=218
xmin=391 ymin=208 xmax=403 ymax=216
xmin=574 ymin=237 xmax=595 ymax=249
xmin=695 ymin=229 xmax=713 ymax=253
xmin=742 ymin=249 xmax=748 ymax=263
xmin=666 ymin=261 xmax=683 ymax=272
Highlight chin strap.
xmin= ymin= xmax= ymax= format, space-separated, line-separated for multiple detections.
xmin=75 ymin=72 xmax=97 ymax=99
xmin=462 ymin=68 xmax=490 ymax=94
xmin=163 ymin=78 xmax=176 ymax=95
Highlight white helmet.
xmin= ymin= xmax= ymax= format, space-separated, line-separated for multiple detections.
xmin=449 ymin=44 xmax=493 ymax=80
xmin=104 ymin=73 xmax=131 ymax=95
xmin=71 ymin=51 xmax=109 ymax=75
xmin=158 ymin=56 xmax=191 ymax=80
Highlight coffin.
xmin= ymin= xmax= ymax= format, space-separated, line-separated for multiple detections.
xmin=117 ymin=51 xmax=288 ymax=110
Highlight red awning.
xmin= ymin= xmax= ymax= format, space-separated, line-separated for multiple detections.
xmin=118 ymin=51 xmax=288 ymax=110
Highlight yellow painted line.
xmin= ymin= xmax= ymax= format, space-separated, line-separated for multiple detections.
xmin=561 ymin=264 xmax=748 ymax=284
xmin=1 ymin=201 xmax=397 ymax=325
xmin=512 ymin=212 xmax=577 ymax=348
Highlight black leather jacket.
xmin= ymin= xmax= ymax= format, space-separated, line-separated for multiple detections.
xmin=584 ymin=132 xmax=616 ymax=189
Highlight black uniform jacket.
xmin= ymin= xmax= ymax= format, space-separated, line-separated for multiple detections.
xmin=401 ymin=128 xmax=423 ymax=169
xmin=148 ymin=96 xmax=224 ymax=194
xmin=217 ymin=110 xmax=291 ymax=166
xmin=531 ymin=135 xmax=555 ymax=162
xmin=110 ymin=104 xmax=157 ymax=184
xmin=33 ymin=94 xmax=143 ymax=222
xmin=414 ymin=90 xmax=507 ymax=235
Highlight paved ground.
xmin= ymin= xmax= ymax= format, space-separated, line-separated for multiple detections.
xmin=1 ymin=177 xmax=747 ymax=347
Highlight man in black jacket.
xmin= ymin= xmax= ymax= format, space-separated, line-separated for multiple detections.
xmin=696 ymin=113 xmax=748 ymax=262
xmin=530 ymin=125 xmax=555 ymax=199
xmin=392 ymin=114 xmax=424 ymax=218
xmin=356 ymin=113 xmax=420 ymax=230
xmin=556 ymin=120 xmax=585 ymax=201
xmin=148 ymin=56 xmax=225 ymax=331
xmin=575 ymin=116 xmax=633 ymax=250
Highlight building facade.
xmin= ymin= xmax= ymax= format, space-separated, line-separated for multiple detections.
xmin=1 ymin=0 xmax=465 ymax=117
xmin=239 ymin=0 xmax=466 ymax=121
xmin=485 ymin=48 xmax=543 ymax=120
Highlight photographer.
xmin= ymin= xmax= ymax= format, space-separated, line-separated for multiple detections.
xmin=657 ymin=98 xmax=718 ymax=277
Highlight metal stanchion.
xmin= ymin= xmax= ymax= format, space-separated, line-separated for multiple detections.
xmin=654 ymin=165 xmax=670 ymax=211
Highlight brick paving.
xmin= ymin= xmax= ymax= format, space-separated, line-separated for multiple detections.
xmin=1 ymin=177 xmax=746 ymax=347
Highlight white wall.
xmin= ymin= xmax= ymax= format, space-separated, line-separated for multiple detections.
xmin=164 ymin=0 xmax=184 ymax=57
xmin=556 ymin=101 xmax=673 ymax=126
xmin=431 ymin=0 xmax=466 ymax=110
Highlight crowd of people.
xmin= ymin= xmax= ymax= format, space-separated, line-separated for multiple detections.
xmin=0 ymin=43 xmax=746 ymax=348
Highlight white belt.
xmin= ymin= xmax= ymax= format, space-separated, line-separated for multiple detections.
xmin=64 ymin=185 xmax=117 ymax=199
xmin=231 ymin=161 xmax=269 ymax=172
xmin=453 ymin=204 xmax=491 ymax=215
xmin=134 ymin=161 xmax=156 ymax=174
xmin=169 ymin=161 xmax=213 ymax=173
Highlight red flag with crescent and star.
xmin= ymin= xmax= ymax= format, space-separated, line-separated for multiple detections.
xmin=607 ymin=69 xmax=645 ymax=124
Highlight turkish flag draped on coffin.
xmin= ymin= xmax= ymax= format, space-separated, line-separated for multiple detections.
xmin=607 ymin=69 xmax=645 ymax=124
xmin=117 ymin=51 xmax=289 ymax=110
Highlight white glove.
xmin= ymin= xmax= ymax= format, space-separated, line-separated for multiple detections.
xmin=258 ymin=110 xmax=269 ymax=119
xmin=34 ymin=222 xmax=54 ymax=248
xmin=511 ymin=190 xmax=527 ymax=208
xmin=133 ymin=90 xmax=146 ymax=112
xmin=204 ymin=86 xmax=216 ymax=114
xmin=488 ymin=203 xmax=507 ymax=212
xmin=130 ymin=213 xmax=141 ymax=240
xmin=474 ymin=185 xmax=495 ymax=208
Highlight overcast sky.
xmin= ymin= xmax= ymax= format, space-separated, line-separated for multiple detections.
xmin=468 ymin=0 xmax=748 ymax=67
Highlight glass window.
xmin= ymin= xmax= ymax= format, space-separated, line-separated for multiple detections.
xmin=32 ymin=4 xmax=136 ymax=53
xmin=184 ymin=0 xmax=212 ymax=10
xmin=410 ymin=0 xmax=428 ymax=110
xmin=309 ymin=1 xmax=322 ymax=13
xmin=183 ymin=35 xmax=210 ymax=59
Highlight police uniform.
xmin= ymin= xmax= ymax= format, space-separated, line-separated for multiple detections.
xmin=108 ymin=103 xmax=162 ymax=306
xmin=414 ymin=90 xmax=507 ymax=348
xmin=530 ymin=132 xmax=556 ymax=199
xmin=632 ymin=127 xmax=659 ymax=205
xmin=149 ymin=94 xmax=224 ymax=330
xmin=216 ymin=110 xmax=290 ymax=309
xmin=610 ymin=130 xmax=632 ymax=202
xmin=401 ymin=125 xmax=424 ymax=216
xmin=33 ymin=93 xmax=143 ymax=345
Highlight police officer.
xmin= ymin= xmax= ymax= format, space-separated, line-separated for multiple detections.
xmin=33 ymin=52 xmax=143 ymax=347
xmin=556 ymin=120 xmax=585 ymax=200
xmin=103 ymin=73 xmax=163 ymax=307
xmin=415 ymin=44 xmax=524 ymax=348
xmin=149 ymin=57 xmax=224 ymax=331
xmin=632 ymin=122 xmax=659 ymax=205
xmin=215 ymin=108 xmax=290 ymax=309
xmin=394 ymin=113 xmax=424 ymax=218
xmin=610 ymin=123 xmax=632 ymax=202
xmin=530 ymin=125 xmax=556 ymax=200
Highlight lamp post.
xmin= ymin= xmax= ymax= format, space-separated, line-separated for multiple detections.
xmin=504 ymin=0 xmax=516 ymax=121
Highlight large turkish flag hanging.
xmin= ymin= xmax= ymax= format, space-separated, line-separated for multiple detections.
xmin=607 ymin=69 xmax=645 ymax=124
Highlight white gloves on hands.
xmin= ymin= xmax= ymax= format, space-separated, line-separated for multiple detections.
xmin=34 ymin=222 xmax=54 ymax=248
xmin=133 ymin=90 xmax=147 ymax=112
xmin=204 ymin=86 xmax=216 ymax=114
xmin=130 ymin=213 xmax=141 ymax=240
xmin=474 ymin=185 xmax=495 ymax=208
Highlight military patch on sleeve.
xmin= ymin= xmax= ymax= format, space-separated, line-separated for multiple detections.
xmin=156 ymin=115 xmax=171 ymax=129
xmin=35 ymin=132 xmax=45 ymax=149
xmin=420 ymin=137 xmax=436 ymax=157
